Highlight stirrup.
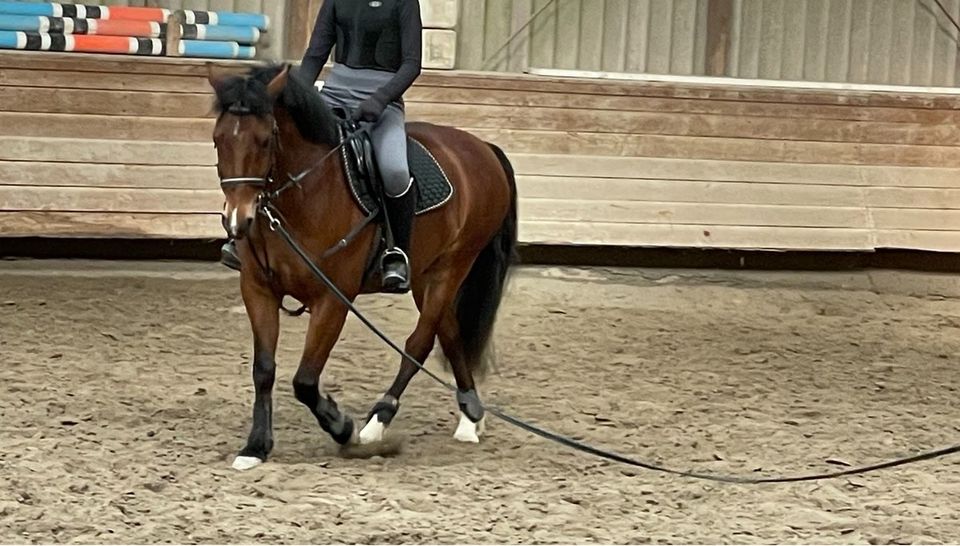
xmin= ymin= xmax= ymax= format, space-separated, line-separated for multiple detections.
xmin=381 ymin=248 xmax=410 ymax=293
xmin=220 ymin=241 xmax=241 ymax=271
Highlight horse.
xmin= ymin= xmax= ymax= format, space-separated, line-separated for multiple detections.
xmin=207 ymin=63 xmax=518 ymax=470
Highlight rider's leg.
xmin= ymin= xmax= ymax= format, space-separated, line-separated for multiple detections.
xmin=371 ymin=104 xmax=414 ymax=293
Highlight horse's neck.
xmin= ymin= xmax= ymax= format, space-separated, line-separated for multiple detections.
xmin=272 ymin=114 xmax=355 ymax=240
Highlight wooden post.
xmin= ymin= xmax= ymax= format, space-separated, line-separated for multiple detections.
xmin=165 ymin=12 xmax=183 ymax=57
xmin=705 ymin=0 xmax=733 ymax=76
xmin=284 ymin=0 xmax=324 ymax=60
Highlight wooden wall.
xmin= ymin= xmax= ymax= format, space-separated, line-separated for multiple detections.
xmin=461 ymin=0 xmax=960 ymax=87
xmin=2 ymin=50 xmax=960 ymax=253
xmin=459 ymin=0 xmax=709 ymax=73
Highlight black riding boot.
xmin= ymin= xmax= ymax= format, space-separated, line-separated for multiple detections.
xmin=221 ymin=240 xmax=241 ymax=271
xmin=382 ymin=186 xmax=415 ymax=293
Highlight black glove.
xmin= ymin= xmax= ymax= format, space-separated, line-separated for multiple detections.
xmin=353 ymin=96 xmax=387 ymax=123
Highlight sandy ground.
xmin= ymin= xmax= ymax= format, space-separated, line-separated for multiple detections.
xmin=1 ymin=260 xmax=960 ymax=544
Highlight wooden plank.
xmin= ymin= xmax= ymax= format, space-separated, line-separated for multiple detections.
xmin=780 ymin=0 xmax=805 ymax=80
xmin=0 ymin=68 xmax=211 ymax=93
xmin=803 ymin=0 xmax=829 ymax=81
xmin=414 ymin=72 xmax=960 ymax=109
xmin=554 ymin=0 xmax=581 ymax=69
xmin=519 ymin=221 xmax=874 ymax=250
xmin=871 ymin=209 xmax=960 ymax=230
xmin=866 ymin=187 xmax=960 ymax=209
xmin=407 ymin=86 xmax=960 ymax=124
xmin=457 ymin=0 xmax=486 ymax=69
xmin=601 ymin=0 xmax=629 ymax=72
xmin=516 ymin=175 xmax=864 ymax=206
xmin=0 ymin=161 xmax=217 ymax=189
xmin=0 ymin=87 xmax=214 ymax=118
xmin=510 ymin=154 xmax=960 ymax=188
xmin=0 ymin=186 xmax=221 ymax=214
xmin=623 ymin=0 xmax=650 ymax=73
xmin=528 ymin=0 xmax=557 ymax=69
xmin=705 ymin=0 xmax=733 ymax=76
xmin=0 ymin=50 xmax=250 ymax=77
xmin=0 ymin=211 xmax=222 ymax=238
xmin=0 ymin=112 xmax=212 ymax=142
xmin=407 ymin=102 xmax=960 ymax=145
xmin=578 ymin=0 xmax=605 ymax=70
xmin=520 ymin=199 xmax=868 ymax=228
xmin=646 ymin=0 xmax=673 ymax=73
xmin=470 ymin=129 xmax=960 ymax=166
xmin=875 ymin=230 xmax=960 ymax=252
xmin=0 ymin=137 xmax=215 ymax=166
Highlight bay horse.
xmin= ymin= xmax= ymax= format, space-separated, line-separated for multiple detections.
xmin=207 ymin=64 xmax=518 ymax=470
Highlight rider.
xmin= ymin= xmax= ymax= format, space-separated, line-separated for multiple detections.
xmin=221 ymin=0 xmax=423 ymax=293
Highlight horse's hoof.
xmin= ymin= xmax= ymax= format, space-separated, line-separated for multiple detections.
xmin=359 ymin=415 xmax=386 ymax=444
xmin=453 ymin=413 xmax=481 ymax=443
xmin=231 ymin=455 xmax=264 ymax=471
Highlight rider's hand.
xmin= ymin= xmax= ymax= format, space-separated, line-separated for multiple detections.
xmin=353 ymin=96 xmax=387 ymax=123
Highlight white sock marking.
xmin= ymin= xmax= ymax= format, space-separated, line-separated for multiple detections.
xmin=359 ymin=415 xmax=386 ymax=444
xmin=231 ymin=455 xmax=263 ymax=471
xmin=453 ymin=413 xmax=481 ymax=443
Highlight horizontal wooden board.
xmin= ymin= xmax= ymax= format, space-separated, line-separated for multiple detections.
xmin=510 ymin=154 xmax=960 ymax=188
xmin=477 ymin=130 xmax=960 ymax=166
xmin=0 ymin=161 xmax=217 ymax=188
xmin=520 ymin=199 xmax=868 ymax=229
xmin=870 ymin=209 xmax=960 ymax=231
xmin=875 ymin=230 xmax=960 ymax=252
xmin=417 ymin=72 xmax=960 ymax=110
xmin=519 ymin=221 xmax=874 ymax=250
xmin=516 ymin=176 xmax=865 ymax=206
xmin=0 ymin=211 xmax=222 ymax=238
xmin=0 ymin=51 xmax=246 ymax=77
xmin=0 ymin=185 xmax=222 ymax=214
xmin=408 ymin=103 xmax=960 ymax=146
xmin=0 ymin=68 xmax=212 ymax=94
xmin=0 ymin=112 xmax=212 ymax=142
xmin=406 ymin=87 xmax=960 ymax=125
xmin=0 ymin=87 xmax=215 ymax=118
xmin=0 ymin=137 xmax=215 ymax=166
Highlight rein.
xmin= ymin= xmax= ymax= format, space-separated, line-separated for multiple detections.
xmin=259 ymin=205 xmax=960 ymax=484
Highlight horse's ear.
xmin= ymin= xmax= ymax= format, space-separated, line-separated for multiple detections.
xmin=267 ymin=64 xmax=290 ymax=99
xmin=206 ymin=62 xmax=234 ymax=92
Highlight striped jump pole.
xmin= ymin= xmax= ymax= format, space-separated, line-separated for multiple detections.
xmin=180 ymin=24 xmax=259 ymax=45
xmin=0 ymin=15 xmax=163 ymax=38
xmin=0 ymin=30 xmax=164 ymax=55
xmin=179 ymin=10 xmax=269 ymax=30
xmin=177 ymin=39 xmax=254 ymax=59
xmin=0 ymin=3 xmax=169 ymax=22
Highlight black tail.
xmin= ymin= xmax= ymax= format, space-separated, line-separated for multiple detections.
xmin=454 ymin=142 xmax=519 ymax=377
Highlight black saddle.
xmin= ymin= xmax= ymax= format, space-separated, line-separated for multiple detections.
xmin=337 ymin=118 xmax=454 ymax=217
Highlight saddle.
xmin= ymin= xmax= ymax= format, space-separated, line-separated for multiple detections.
xmin=337 ymin=118 xmax=454 ymax=217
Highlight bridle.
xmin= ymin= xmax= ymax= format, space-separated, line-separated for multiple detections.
xmin=217 ymin=105 xmax=279 ymax=192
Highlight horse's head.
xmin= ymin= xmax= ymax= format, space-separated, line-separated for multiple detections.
xmin=208 ymin=64 xmax=290 ymax=239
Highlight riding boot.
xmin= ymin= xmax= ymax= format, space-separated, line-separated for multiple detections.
xmin=220 ymin=240 xmax=242 ymax=271
xmin=381 ymin=183 xmax=415 ymax=293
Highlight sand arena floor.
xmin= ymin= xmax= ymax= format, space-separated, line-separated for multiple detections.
xmin=1 ymin=261 xmax=959 ymax=544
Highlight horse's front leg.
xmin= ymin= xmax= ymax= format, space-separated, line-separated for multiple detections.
xmin=233 ymin=278 xmax=280 ymax=471
xmin=292 ymin=295 xmax=356 ymax=446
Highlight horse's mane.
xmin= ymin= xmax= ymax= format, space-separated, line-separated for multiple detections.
xmin=212 ymin=63 xmax=339 ymax=147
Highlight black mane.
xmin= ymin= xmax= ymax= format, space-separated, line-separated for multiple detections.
xmin=213 ymin=63 xmax=340 ymax=147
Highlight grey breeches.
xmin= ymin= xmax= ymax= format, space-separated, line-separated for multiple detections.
xmin=320 ymin=64 xmax=412 ymax=197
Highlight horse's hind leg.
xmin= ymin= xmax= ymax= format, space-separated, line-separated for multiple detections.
xmin=436 ymin=310 xmax=486 ymax=443
xmin=359 ymin=264 xmax=470 ymax=444
xmin=292 ymin=295 xmax=357 ymax=446
xmin=358 ymin=299 xmax=438 ymax=444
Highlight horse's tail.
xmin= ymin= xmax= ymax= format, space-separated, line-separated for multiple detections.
xmin=454 ymin=142 xmax=519 ymax=378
